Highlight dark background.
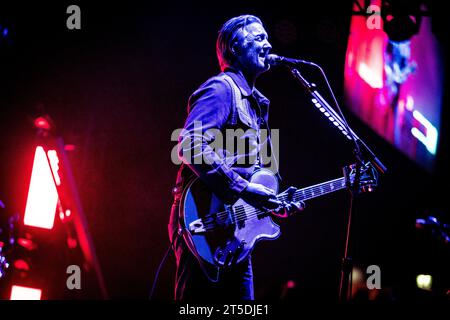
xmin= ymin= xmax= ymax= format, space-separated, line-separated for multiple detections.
xmin=0 ymin=1 xmax=448 ymax=301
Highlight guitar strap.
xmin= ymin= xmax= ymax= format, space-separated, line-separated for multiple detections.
xmin=220 ymin=73 xmax=281 ymax=180
xmin=175 ymin=75 xmax=246 ymax=282
xmin=219 ymin=73 xmax=244 ymax=127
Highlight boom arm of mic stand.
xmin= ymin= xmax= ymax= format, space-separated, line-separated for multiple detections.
xmin=289 ymin=68 xmax=387 ymax=174
xmin=288 ymin=67 xmax=387 ymax=301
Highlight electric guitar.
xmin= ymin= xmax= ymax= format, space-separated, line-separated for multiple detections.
xmin=179 ymin=162 xmax=378 ymax=268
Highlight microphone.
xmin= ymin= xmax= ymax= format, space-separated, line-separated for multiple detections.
xmin=266 ymin=54 xmax=316 ymax=67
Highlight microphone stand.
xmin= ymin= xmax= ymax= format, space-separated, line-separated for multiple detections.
xmin=287 ymin=66 xmax=387 ymax=302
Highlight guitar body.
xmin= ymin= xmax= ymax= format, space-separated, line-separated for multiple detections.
xmin=178 ymin=162 xmax=378 ymax=269
xmin=179 ymin=169 xmax=281 ymax=268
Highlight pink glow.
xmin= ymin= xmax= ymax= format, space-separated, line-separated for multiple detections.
xmin=10 ymin=285 xmax=42 ymax=300
xmin=23 ymin=146 xmax=59 ymax=230
xmin=358 ymin=62 xmax=383 ymax=88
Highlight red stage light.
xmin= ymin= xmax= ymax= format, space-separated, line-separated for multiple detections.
xmin=13 ymin=259 xmax=30 ymax=271
xmin=18 ymin=237 xmax=38 ymax=251
xmin=23 ymin=146 xmax=59 ymax=230
xmin=47 ymin=150 xmax=61 ymax=186
xmin=10 ymin=285 xmax=42 ymax=300
xmin=64 ymin=144 xmax=76 ymax=151
xmin=33 ymin=117 xmax=51 ymax=130
xmin=286 ymin=280 xmax=296 ymax=289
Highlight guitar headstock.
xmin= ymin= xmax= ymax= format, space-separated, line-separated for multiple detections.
xmin=345 ymin=161 xmax=379 ymax=193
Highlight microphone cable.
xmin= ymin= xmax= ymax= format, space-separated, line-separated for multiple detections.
xmin=148 ymin=229 xmax=180 ymax=300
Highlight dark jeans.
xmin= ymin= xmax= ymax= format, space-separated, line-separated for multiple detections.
xmin=169 ymin=202 xmax=254 ymax=301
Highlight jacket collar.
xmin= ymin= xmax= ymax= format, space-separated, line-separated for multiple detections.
xmin=224 ymin=67 xmax=270 ymax=108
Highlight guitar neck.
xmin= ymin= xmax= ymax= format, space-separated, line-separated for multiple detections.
xmin=279 ymin=177 xmax=347 ymax=202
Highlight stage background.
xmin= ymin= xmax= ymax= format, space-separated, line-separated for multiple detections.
xmin=0 ymin=0 xmax=448 ymax=300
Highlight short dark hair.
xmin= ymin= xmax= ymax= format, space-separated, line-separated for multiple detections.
xmin=216 ymin=15 xmax=263 ymax=71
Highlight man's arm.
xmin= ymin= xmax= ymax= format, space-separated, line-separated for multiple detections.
xmin=178 ymin=77 xmax=281 ymax=208
xmin=178 ymin=78 xmax=249 ymax=198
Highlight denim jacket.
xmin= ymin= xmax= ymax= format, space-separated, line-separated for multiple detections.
xmin=173 ymin=67 xmax=276 ymax=205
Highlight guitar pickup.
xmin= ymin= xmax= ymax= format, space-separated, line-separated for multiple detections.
xmin=188 ymin=218 xmax=207 ymax=234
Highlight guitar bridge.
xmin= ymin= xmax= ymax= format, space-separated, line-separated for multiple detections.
xmin=188 ymin=218 xmax=206 ymax=234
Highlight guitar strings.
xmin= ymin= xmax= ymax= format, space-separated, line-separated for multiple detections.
xmin=201 ymin=163 xmax=370 ymax=224
xmin=200 ymin=178 xmax=346 ymax=231
xmin=195 ymin=165 xmax=374 ymax=231
xmin=232 ymin=181 xmax=347 ymax=223
xmin=203 ymin=178 xmax=345 ymax=226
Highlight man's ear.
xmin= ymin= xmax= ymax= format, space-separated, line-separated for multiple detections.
xmin=231 ymin=42 xmax=241 ymax=57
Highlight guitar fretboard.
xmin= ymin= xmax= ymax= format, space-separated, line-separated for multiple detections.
xmin=209 ymin=176 xmax=350 ymax=228
xmin=278 ymin=177 xmax=347 ymax=202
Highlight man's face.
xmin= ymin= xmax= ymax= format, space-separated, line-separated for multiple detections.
xmin=234 ymin=22 xmax=272 ymax=77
